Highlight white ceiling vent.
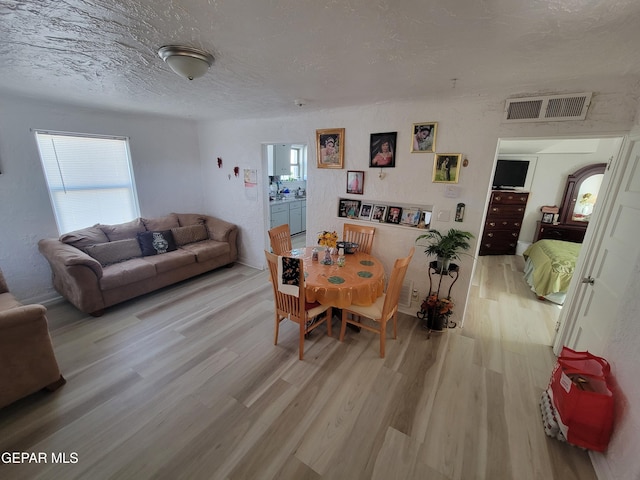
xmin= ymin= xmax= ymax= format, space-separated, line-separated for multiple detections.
xmin=503 ymin=93 xmax=592 ymax=123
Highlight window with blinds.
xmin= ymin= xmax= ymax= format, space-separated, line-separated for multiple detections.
xmin=34 ymin=131 xmax=140 ymax=234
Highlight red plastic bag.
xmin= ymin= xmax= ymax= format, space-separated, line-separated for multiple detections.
xmin=548 ymin=347 xmax=614 ymax=451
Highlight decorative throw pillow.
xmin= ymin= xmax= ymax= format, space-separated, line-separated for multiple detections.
xmin=59 ymin=224 xmax=109 ymax=251
xmin=171 ymin=224 xmax=209 ymax=246
xmin=85 ymin=239 xmax=142 ymax=266
xmin=142 ymin=214 xmax=179 ymax=231
xmin=136 ymin=230 xmax=177 ymax=256
xmin=100 ymin=218 xmax=145 ymax=241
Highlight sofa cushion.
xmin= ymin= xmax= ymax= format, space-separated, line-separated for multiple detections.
xmin=179 ymin=239 xmax=230 ymax=262
xmin=85 ymin=239 xmax=142 ymax=266
xmin=171 ymin=224 xmax=209 ymax=246
xmin=59 ymin=224 xmax=109 ymax=251
xmin=137 ymin=230 xmax=177 ymax=256
xmin=100 ymin=218 xmax=145 ymax=241
xmin=175 ymin=213 xmax=206 ymax=227
xmin=140 ymin=249 xmax=196 ymax=273
xmin=99 ymin=258 xmax=157 ymax=290
xmin=142 ymin=214 xmax=179 ymax=231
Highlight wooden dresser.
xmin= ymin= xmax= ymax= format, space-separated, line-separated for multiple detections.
xmin=479 ymin=190 xmax=529 ymax=255
xmin=533 ymin=221 xmax=586 ymax=243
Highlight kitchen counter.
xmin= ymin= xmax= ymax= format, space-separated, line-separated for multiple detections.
xmin=270 ymin=196 xmax=306 ymax=205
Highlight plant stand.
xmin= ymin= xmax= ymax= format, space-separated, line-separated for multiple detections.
xmin=416 ymin=260 xmax=460 ymax=338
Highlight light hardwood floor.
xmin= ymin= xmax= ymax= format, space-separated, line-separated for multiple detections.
xmin=0 ymin=254 xmax=597 ymax=479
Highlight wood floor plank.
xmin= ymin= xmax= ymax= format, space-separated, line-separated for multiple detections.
xmin=0 ymin=256 xmax=598 ymax=480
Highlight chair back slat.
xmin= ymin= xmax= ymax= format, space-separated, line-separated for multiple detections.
xmin=343 ymin=223 xmax=376 ymax=254
xmin=269 ymin=224 xmax=292 ymax=255
xmin=381 ymin=247 xmax=415 ymax=318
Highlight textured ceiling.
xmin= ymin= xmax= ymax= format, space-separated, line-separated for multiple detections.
xmin=1 ymin=0 xmax=639 ymax=121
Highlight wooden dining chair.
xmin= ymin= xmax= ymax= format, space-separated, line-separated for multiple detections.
xmin=343 ymin=223 xmax=376 ymax=254
xmin=339 ymin=247 xmax=414 ymax=358
xmin=265 ymin=251 xmax=333 ymax=360
xmin=269 ymin=224 xmax=292 ymax=255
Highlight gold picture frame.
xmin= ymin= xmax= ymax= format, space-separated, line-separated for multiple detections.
xmin=316 ymin=128 xmax=345 ymax=169
xmin=433 ymin=153 xmax=462 ymax=183
xmin=411 ymin=122 xmax=437 ymax=153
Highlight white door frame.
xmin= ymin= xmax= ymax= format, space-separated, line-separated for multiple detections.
xmin=553 ymin=129 xmax=638 ymax=355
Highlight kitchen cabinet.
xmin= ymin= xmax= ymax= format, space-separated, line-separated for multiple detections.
xmin=273 ymin=144 xmax=291 ymax=176
xmin=479 ymin=190 xmax=529 ymax=255
xmin=289 ymin=201 xmax=302 ymax=235
xmin=270 ymin=203 xmax=289 ymax=229
xmin=301 ymin=200 xmax=306 ymax=232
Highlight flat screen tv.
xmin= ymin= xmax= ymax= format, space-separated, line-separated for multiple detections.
xmin=492 ymin=159 xmax=530 ymax=190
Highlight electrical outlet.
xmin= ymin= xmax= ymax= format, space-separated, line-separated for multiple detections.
xmin=412 ymin=289 xmax=418 ymax=299
xmin=437 ymin=209 xmax=451 ymax=222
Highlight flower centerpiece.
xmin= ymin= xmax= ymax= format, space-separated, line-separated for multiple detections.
xmin=318 ymin=231 xmax=338 ymax=264
xmin=317 ymin=231 xmax=338 ymax=249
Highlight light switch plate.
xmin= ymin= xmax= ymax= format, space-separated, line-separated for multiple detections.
xmin=437 ymin=210 xmax=451 ymax=222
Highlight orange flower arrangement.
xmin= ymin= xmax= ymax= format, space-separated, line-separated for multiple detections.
xmin=422 ymin=294 xmax=454 ymax=316
xmin=317 ymin=231 xmax=338 ymax=249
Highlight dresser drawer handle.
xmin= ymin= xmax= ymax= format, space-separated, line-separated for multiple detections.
xmin=489 ymin=222 xmax=496 ymax=226
xmin=487 ymin=233 xmax=494 ymax=237
xmin=494 ymin=196 xmax=501 ymax=201
xmin=514 ymin=222 xmax=520 ymax=227
xmin=512 ymin=233 xmax=518 ymax=237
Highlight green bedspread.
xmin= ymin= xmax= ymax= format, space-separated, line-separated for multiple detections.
xmin=523 ymin=239 xmax=582 ymax=296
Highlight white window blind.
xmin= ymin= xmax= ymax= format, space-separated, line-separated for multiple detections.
xmin=34 ymin=131 xmax=140 ymax=234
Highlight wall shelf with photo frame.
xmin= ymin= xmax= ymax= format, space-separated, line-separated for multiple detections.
xmin=338 ymin=198 xmax=433 ymax=231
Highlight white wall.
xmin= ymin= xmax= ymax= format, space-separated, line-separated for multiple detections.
xmin=199 ymin=91 xmax=637 ymax=326
xmin=0 ymin=94 xmax=204 ymax=303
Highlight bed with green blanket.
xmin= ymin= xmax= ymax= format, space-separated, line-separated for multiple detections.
xmin=522 ymin=239 xmax=582 ymax=304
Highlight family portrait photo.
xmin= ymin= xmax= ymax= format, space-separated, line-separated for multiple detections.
xmin=372 ymin=205 xmax=387 ymax=222
xmin=316 ymin=128 xmax=344 ymax=169
xmin=432 ymin=153 xmax=462 ymax=183
xmin=411 ymin=122 xmax=437 ymax=153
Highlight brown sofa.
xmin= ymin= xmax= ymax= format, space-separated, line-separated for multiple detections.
xmin=38 ymin=213 xmax=238 ymax=316
xmin=0 ymin=267 xmax=65 ymax=409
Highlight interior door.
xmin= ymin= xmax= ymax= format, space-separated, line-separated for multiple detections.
xmin=556 ymin=134 xmax=640 ymax=355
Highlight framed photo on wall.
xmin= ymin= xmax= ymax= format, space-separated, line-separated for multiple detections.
xmin=359 ymin=203 xmax=373 ymax=220
xmin=371 ymin=204 xmax=387 ymax=222
xmin=316 ymin=128 xmax=345 ymax=169
xmin=386 ymin=206 xmax=402 ymax=224
xmin=338 ymin=198 xmax=361 ymax=218
xmin=432 ymin=153 xmax=462 ymax=183
xmin=346 ymin=170 xmax=364 ymax=194
xmin=411 ymin=122 xmax=437 ymax=153
xmin=400 ymin=208 xmax=422 ymax=226
xmin=369 ymin=132 xmax=397 ymax=168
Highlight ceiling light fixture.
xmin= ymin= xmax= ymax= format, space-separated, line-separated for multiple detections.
xmin=158 ymin=45 xmax=214 ymax=81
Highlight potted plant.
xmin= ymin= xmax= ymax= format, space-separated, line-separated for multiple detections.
xmin=415 ymin=228 xmax=474 ymax=331
xmin=415 ymin=228 xmax=474 ymax=273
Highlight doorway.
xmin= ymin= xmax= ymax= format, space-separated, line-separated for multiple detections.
xmin=264 ymin=143 xmax=308 ymax=252
xmin=481 ymin=136 xmax=624 ymax=344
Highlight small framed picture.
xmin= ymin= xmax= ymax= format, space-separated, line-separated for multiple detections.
xmin=359 ymin=203 xmax=373 ymax=220
xmin=418 ymin=211 xmax=432 ymax=229
xmin=371 ymin=204 xmax=388 ymax=222
xmin=316 ymin=128 xmax=345 ymax=169
xmin=411 ymin=122 xmax=437 ymax=153
xmin=369 ymin=132 xmax=397 ymax=168
xmin=400 ymin=208 xmax=422 ymax=226
xmin=433 ymin=153 xmax=462 ymax=183
xmin=338 ymin=198 xmax=361 ymax=218
xmin=386 ymin=206 xmax=402 ymax=224
xmin=541 ymin=212 xmax=554 ymax=224
xmin=346 ymin=170 xmax=364 ymax=195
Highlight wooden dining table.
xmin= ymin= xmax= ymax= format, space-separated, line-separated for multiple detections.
xmin=285 ymin=247 xmax=386 ymax=309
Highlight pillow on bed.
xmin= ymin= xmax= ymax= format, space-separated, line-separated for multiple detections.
xmin=136 ymin=230 xmax=177 ymax=256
